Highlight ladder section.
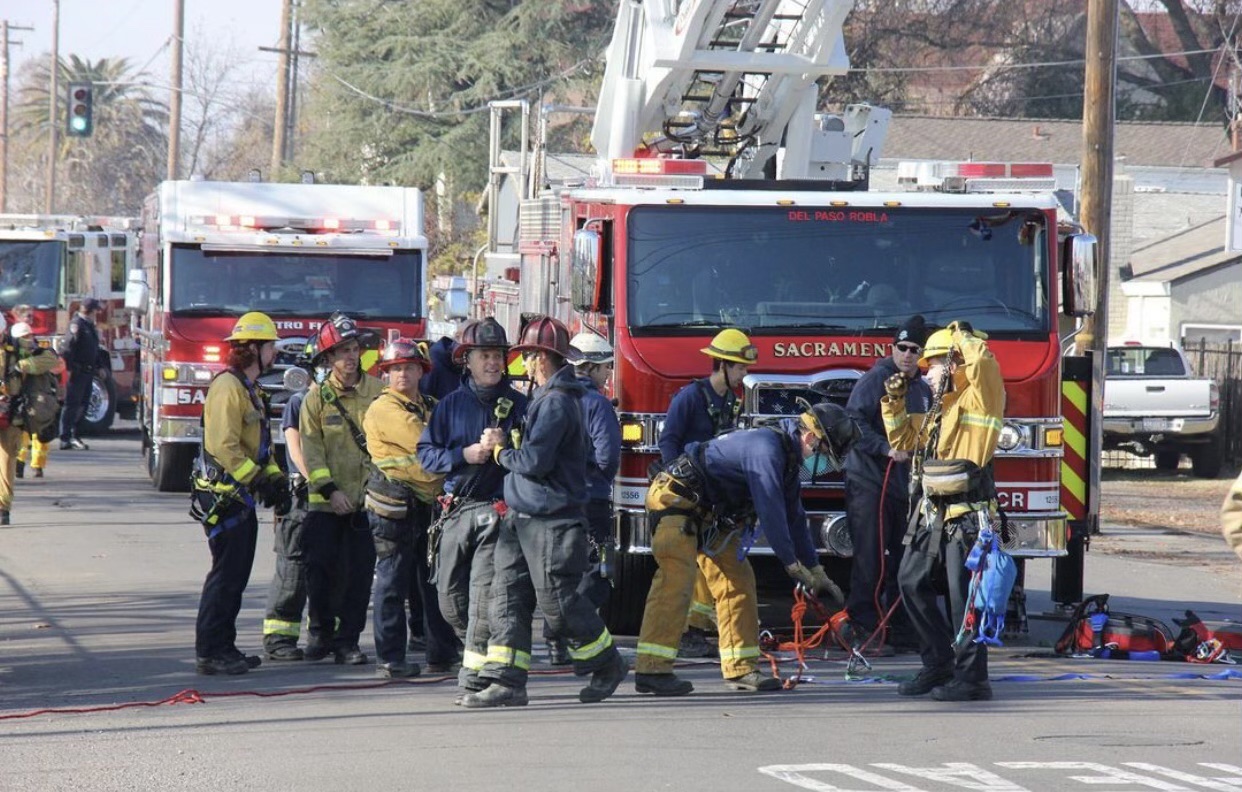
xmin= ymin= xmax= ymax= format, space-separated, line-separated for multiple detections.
xmin=591 ymin=0 xmax=852 ymax=170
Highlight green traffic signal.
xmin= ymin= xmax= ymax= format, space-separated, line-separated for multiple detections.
xmin=66 ymin=82 xmax=94 ymax=138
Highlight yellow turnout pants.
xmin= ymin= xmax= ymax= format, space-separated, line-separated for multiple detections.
xmin=0 ymin=425 xmax=23 ymax=509
xmin=19 ymin=432 xmax=49 ymax=470
xmin=636 ymin=473 xmax=759 ymax=678
xmin=688 ymin=570 xmax=717 ymax=631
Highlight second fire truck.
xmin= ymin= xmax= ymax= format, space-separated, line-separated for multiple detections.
xmin=128 ymin=179 xmax=430 ymax=491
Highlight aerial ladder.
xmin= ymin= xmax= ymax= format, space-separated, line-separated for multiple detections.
xmin=589 ymin=0 xmax=890 ymax=182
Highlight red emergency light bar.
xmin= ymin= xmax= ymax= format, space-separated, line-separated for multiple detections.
xmin=951 ymin=162 xmax=1053 ymax=179
xmin=612 ymin=158 xmax=708 ymax=176
xmin=189 ymin=215 xmax=398 ymax=233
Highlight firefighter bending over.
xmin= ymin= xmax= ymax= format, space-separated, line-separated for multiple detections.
xmin=634 ymin=402 xmax=857 ymax=696
xmin=461 ymin=316 xmax=629 ymax=708
xmin=882 ymin=320 xmax=1005 ymax=702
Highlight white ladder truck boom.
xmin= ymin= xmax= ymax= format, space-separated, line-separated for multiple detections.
xmin=590 ymin=0 xmax=890 ymax=183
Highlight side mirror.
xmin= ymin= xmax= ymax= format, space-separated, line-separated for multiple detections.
xmin=443 ymin=275 xmax=470 ymax=321
xmin=1063 ymin=234 xmax=1097 ymax=318
xmin=571 ymin=229 xmax=605 ymax=313
xmin=124 ymin=268 xmax=149 ymax=312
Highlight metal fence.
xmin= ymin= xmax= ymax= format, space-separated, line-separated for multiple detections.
xmin=1183 ymin=338 xmax=1242 ymax=466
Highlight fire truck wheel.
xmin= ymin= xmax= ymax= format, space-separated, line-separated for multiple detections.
xmin=77 ymin=372 xmax=117 ymax=436
xmin=600 ymin=553 xmax=656 ymax=636
xmin=149 ymin=441 xmax=195 ymax=493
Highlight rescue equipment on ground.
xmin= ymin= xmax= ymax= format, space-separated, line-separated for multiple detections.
xmin=1055 ymin=593 xmax=1176 ymax=659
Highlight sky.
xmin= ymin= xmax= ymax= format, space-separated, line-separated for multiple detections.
xmin=2 ymin=0 xmax=283 ymax=94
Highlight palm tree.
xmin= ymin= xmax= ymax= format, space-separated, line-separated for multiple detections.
xmin=12 ymin=56 xmax=168 ymax=214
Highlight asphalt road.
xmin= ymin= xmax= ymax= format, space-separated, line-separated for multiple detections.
xmin=1 ymin=427 xmax=1239 ymax=792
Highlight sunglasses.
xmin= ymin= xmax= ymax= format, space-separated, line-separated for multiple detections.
xmin=895 ymin=343 xmax=922 ymax=354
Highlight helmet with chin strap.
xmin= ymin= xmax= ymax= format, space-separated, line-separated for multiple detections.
xmin=797 ymin=400 xmax=860 ymax=470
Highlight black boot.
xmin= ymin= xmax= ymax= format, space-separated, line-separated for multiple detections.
xmin=635 ymin=673 xmax=694 ymax=696
xmin=15 ymin=460 xmax=23 ymax=479
xmin=579 ymin=652 xmax=629 ymax=703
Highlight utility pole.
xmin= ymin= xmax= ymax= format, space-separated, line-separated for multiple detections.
xmin=44 ymin=0 xmax=59 ymax=214
xmin=286 ymin=3 xmax=301 ymax=164
xmin=167 ymin=0 xmax=184 ymax=180
xmin=0 ymin=21 xmax=33 ymax=213
xmin=270 ymin=0 xmax=292 ymax=177
xmin=1077 ymin=0 xmax=1118 ymax=355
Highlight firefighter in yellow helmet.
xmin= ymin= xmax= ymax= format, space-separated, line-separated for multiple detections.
xmin=881 ymin=320 xmax=1005 ymax=702
xmin=635 ymin=401 xmax=856 ymax=696
xmin=193 ymin=311 xmax=288 ymax=675
xmin=657 ymin=327 xmax=758 ymax=658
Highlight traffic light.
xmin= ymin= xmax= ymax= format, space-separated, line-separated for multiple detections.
xmin=66 ymin=82 xmax=94 ymax=138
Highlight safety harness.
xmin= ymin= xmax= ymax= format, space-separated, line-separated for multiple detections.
xmin=190 ymin=369 xmax=272 ymax=539
xmin=425 ymin=395 xmax=515 ymax=568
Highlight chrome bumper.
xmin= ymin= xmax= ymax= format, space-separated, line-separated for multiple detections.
xmin=617 ymin=508 xmax=1067 ymax=558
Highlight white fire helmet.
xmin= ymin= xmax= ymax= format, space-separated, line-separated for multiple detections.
xmin=569 ymin=332 xmax=613 ymax=366
xmin=11 ymin=322 xmax=32 ymax=339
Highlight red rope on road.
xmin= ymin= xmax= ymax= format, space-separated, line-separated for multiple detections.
xmin=0 ymin=671 xmax=467 ymax=721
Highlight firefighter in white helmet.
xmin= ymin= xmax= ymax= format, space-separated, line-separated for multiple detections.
xmin=541 ymin=331 xmax=621 ymax=665
xmin=881 ymin=320 xmax=1005 ymax=702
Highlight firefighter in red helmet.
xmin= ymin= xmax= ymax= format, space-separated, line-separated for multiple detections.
xmin=299 ymin=312 xmax=384 ymax=665
xmin=363 ymin=339 xmax=450 ymax=678
xmin=461 ymin=315 xmax=628 ymax=708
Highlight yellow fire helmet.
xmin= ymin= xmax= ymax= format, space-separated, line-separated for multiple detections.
xmin=701 ymin=328 xmax=759 ymax=365
xmin=225 ymin=311 xmax=279 ymax=343
xmin=919 ymin=327 xmax=956 ymax=364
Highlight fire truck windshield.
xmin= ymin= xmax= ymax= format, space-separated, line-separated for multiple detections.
xmin=169 ymin=246 xmax=423 ymax=320
xmin=627 ymin=205 xmax=1050 ymax=336
xmin=0 ymin=240 xmax=61 ymax=309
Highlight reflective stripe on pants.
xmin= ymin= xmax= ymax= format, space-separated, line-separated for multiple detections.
xmin=636 ymin=475 xmax=759 ymax=678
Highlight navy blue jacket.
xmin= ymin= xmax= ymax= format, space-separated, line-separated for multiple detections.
xmin=844 ymin=356 xmax=932 ymax=495
xmin=416 ymin=378 xmax=527 ymax=500
xmin=658 ymin=378 xmax=739 ymax=465
xmin=687 ymin=420 xmax=817 ymax=569
xmin=498 ymin=365 xmax=588 ymax=517
xmin=577 ymin=374 xmax=621 ymax=502
xmin=419 ymin=337 xmax=463 ymax=402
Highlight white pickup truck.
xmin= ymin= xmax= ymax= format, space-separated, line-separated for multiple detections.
xmin=1102 ymin=344 xmax=1222 ymax=477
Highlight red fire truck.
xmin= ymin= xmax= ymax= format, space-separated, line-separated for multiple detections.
xmin=0 ymin=214 xmax=140 ymax=434
xmin=128 ymin=180 xmax=429 ymax=491
xmin=483 ymin=1 xmax=1100 ymax=633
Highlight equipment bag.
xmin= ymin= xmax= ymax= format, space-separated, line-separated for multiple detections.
xmin=19 ymin=371 xmax=62 ymax=442
xmin=922 ymin=458 xmax=985 ymax=498
xmin=1055 ymin=594 xmax=1176 ymax=658
xmin=1172 ymin=609 xmax=1242 ymax=662
xmin=364 ymin=469 xmax=411 ymax=521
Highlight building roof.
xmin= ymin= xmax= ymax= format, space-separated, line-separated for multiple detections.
xmin=885 ymin=116 xmax=1230 ymax=169
xmin=1128 ymin=215 xmax=1240 ymax=283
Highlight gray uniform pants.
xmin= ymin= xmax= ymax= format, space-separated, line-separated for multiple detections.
xmin=896 ymin=514 xmax=988 ymax=683
xmin=263 ymin=495 xmax=307 ymax=651
xmin=432 ymin=499 xmax=501 ymax=686
xmin=481 ymin=511 xmax=618 ymax=689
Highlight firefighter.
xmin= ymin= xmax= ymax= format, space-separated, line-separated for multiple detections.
xmin=192 ymin=312 xmax=289 ymax=675
xmin=362 ymin=339 xmax=449 ymax=678
xmin=840 ymin=316 xmax=932 ymax=652
xmin=420 ymin=333 xmax=464 ymax=401
xmin=12 ymin=322 xmax=57 ymax=481
xmin=461 ymin=316 xmax=629 ymax=708
xmin=1223 ymin=469 xmax=1242 ymax=562
xmin=300 ymin=312 xmax=384 ymax=665
xmin=0 ymin=318 xmax=59 ymax=525
xmin=542 ymin=331 xmax=621 ymax=665
xmin=58 ymin=297 xmax=102 ymax=450
xmin=657 ymin=327 xmax=757 ymax=658
xmin=416 ymin=317 xmax=527 ymax=698
xmin=261 ymin=338 xmax=319 ymax=661
xmin=634 ymin=402 xmax=857 ymax=696
xmin=881 ymin=320 xmax=1005 ymax=702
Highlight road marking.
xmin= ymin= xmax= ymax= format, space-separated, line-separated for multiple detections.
xmin=757 ymin=763 xmax=1242 ymax=791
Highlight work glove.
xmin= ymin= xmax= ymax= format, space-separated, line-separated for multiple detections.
xmin=884 ymin=372 xmax=908 ymax=399
xmin=947 ymin=320 xmax=988 ymax=344
xmin=252 ymin=471 xmax=290 ymax=511
xmin=810 ymin=564 xmax=845 ymax=607
xmin=785 ymin=562 xmax=817 ymax=591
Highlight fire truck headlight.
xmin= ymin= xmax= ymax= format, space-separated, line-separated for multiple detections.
xmin=997 ymin=423 xmax=1025 ymax=452
xmin=162 ymin=366 xmax=178 ymax=381
xmin=1043 ymin=427 xmax=1063 ymax=448
xmin=283 ymin=367 xmax=310 ymax=393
